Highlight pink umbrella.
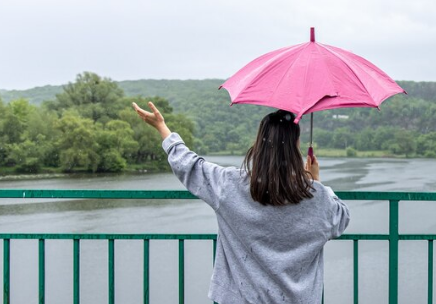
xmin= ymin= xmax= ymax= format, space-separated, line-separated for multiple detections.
xmin=220 ymin=28 xmax=406 ymax=159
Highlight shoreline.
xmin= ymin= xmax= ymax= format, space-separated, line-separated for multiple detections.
xmin=1 ymin=155 xmax=433 ymax=181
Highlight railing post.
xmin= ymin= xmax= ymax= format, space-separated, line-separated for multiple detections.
xmin=213 ymin=239 xmax=216 ymax=265
xmin=179 ymin=239 xmax=184 ymax=304
xmin=3 ymin=239 xmax=10 ymax=304
xmin=429 ymin=240 xmax=433 ymax=304
xmin=354 ymin=240 xmax=359 ymax=304
xmin=213 ymin=238 xmax=217 ymax=304
xmin=389 ymin=200 xmax=399 ymax=304
xmin=144 ymin=239 xmax=149 ymax=304
xmin=109 ymin=240 xmax=115 ymax=304
xmin=73 ymin=239 xmax=80 ymax=304
xmin=39 ymin=239 xmax=45 ymax=304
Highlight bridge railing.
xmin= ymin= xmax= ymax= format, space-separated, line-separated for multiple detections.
xmin=1 ymin=190 xmax=436 ymax=304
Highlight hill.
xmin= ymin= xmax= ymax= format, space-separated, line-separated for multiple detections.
xmin=1 ymin=78 xmax=436 ymax=157
xmin=2 ymin=79 xmax=436 ymax=107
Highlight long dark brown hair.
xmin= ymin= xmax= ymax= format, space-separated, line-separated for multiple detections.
xmin=243 ymin=110 xmax=314 ymax=206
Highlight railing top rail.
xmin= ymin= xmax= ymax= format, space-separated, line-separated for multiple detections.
xmin=0 ymin=189 xmax=197 ymax=199
xmin=2 ymin=233 xmax=436 ymax=241
xmin=0 ymin=189 xmax=436 ymax=201
xmin=336 ymin=191 xmax=436 ymax=201
xmin=0 ymin=233 xmax=217 ymax=240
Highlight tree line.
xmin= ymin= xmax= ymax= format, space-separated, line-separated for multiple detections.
xmin=118 ymin=78 xmax=436 ymax=158
xmin=1 ymin=73 xmax=436 ymax=174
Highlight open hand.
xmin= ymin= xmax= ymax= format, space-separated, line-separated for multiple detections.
xmin=132 ymin=102 xmax=171 ymax=139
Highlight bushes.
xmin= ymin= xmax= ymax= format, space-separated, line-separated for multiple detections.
xmin=346 ymin=147 xmax=357 ymax=157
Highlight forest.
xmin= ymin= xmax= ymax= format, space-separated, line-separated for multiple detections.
xmin=1 ymin=72 xmax=436 ymax=174
xmin=0 ymin=73 xmax=195 ymax=173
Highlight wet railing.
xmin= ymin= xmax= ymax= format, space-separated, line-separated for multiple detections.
xmin=1 ymin=190 xmax=436 ymax=304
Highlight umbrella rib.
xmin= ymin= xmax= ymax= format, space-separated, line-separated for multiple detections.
xmin=294 ymin=43 xmax=342 ymax=118
xmin=268 ymin=43 xmax=311 ymax=111
xmin=320 ymin=44 xmax=377 ymax=106
xmin=234 ymin=43 xmax=307 ymax=106
xmin=315 ymin=43 xmax=338 ymax=97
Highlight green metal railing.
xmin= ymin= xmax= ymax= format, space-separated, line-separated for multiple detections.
xmin=1 ymin=190 xmax=436 ymax=304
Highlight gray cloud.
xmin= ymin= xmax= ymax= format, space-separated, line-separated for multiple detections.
xmin=0 ymin=0 xmax=435 ymax=89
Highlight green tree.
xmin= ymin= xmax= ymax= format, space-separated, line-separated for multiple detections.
xmin=332 ymin=127 xmax=354 ymax=149
xmin=416 ymin=132 xmax=436 ymax=157
xmin=98 ymin=149 xmax=127 ymax=172
xmin=166 ymin=113 xmax=194 ymax=148
xmin=6 ymin=140 xmax=43 ymax=173
xmin=388 ymin=130 xmax=417 ymax=157
xmin=104 ymin=120 xmax=138 ymax=157
xmin=373 ymin=126 xmax=396 ymax=150
xmin=8 ymin=98 xmax=35 ymax=123
xmin=313 ymin=128 xmax=333 ymax=149
xmin=0 ymin=99 xmax=36 ymax=145
xmin=95 ymin=120 xmax=138 ymax=172
xmin=56 ymin=111 xmax=100 ymax=172
xmin=49 ymin=72 xmax=124 ymax=123
xmin=355 ymin=128 xmax=376 ymax=151
xmin=1 ymin=111 xmax=23 ymax=144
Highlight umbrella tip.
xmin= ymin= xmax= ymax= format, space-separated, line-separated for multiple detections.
xmin=310 ymin=27 xmax=315 ymax=42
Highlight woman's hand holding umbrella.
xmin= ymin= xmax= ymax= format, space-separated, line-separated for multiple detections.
xmin=305 ymin=154 xmax=320 ymax=182
xmin=132 ymin=102 xmax=171 ymax=139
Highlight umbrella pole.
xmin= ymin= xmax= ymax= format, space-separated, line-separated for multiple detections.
xmin=310 ymin=112 xmax=313 ymax=147
xmin=308 ymin=113 xmax=314 ymax=163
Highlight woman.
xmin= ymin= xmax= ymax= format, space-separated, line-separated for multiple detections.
xmin=133 ymin=102 xmax=350 ymax=304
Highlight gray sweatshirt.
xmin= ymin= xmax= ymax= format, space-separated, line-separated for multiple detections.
xmin=163 ymin=133 xmax=350 ymax=304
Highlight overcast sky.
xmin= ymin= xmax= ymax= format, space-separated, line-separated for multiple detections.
xmin=0 ymin=0 xmax=435 ymax=90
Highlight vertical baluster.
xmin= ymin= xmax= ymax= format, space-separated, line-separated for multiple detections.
xmin=179 ymin=239 xmax=184 ymax=304
xmin=3 ymin=239 xmax=10 ymax=304
xmin=39 ymin=239 xmax=45 ymax=304
xmin=354 ymin=240 xmax=359 ymax=304
xmin=428 ymin=240 xmax=433 ymax=304
xmin=213 ymin=238 xmax=217 ymax=304
xmin=213 ymin=238 xmax=216 ymax=265
xmin=73 ymin=239 xmax=80 ymax=304
xmin=109 ymin=240 xmax=115 ymax=304
xmin=389 ymin=200 xmax=399 ymax=304
xmin=144 ymin=239 xmax=149 ymax=304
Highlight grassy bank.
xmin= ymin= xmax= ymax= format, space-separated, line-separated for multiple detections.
xmin=315 ymin=149 xmax=391 ymax=158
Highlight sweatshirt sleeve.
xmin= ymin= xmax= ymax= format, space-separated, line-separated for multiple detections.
xmin=322 ymin=185 xmax=351 ymax=239
xmin=162 ymin=133 xmax=227 ymax=211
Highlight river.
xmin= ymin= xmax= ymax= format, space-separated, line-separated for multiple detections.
xmin=1 ymin=156 xmax=436 ymax=304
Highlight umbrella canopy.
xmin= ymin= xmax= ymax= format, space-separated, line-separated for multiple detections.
xmin=220 ymin=28 xmax=406 ymax=124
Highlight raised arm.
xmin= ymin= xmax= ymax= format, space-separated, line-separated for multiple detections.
xmin=132 ymin=102 xmax=227 ymax=210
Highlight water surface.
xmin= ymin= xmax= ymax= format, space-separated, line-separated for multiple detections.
xmin=1 ymin=157 xmax=436 ymax=303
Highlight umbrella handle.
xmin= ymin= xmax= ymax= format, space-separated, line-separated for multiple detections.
xmin=308 ymin=146 xmax=314 ymax=164
xmin=308 ymin=112 xmax=314 ymax=164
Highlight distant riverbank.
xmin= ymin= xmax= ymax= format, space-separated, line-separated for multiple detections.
xmin=1 ymin=150 xmax=433 ymax=180
xmin=208 ymin=148 xmax=429 ymax=158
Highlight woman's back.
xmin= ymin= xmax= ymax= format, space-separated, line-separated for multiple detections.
xmin=162 ymin=134 xmax=350 ymax=303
